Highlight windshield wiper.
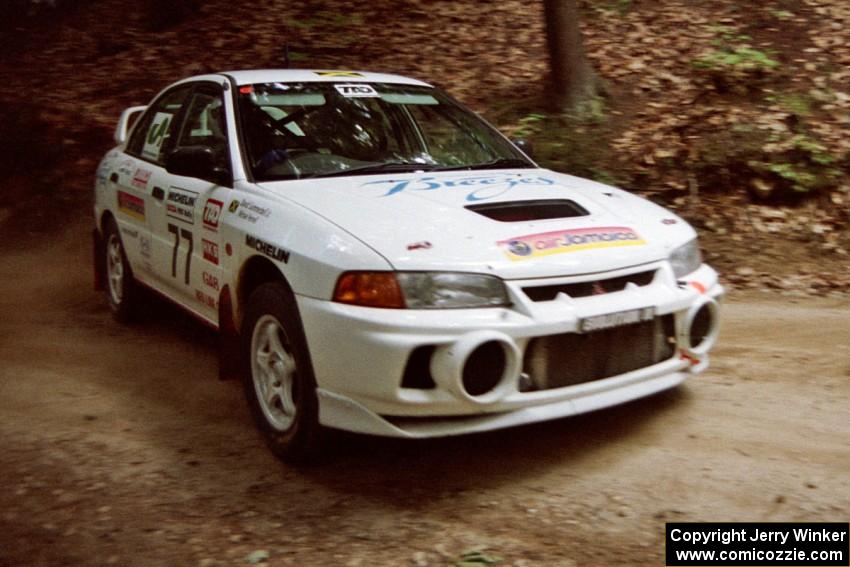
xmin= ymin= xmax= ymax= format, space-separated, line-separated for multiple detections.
xmin=303 ymin=161 xmax=437 ymax=179
xmin=434 ymin=157 xmax=534 ymax=172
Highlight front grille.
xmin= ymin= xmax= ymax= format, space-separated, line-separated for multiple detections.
xmin=522 ymin=270 xmax=656 ymax=302
xmin=522 ymin=315 xmax=676 ymax=391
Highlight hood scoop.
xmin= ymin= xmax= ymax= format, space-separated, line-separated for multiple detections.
xmin=466 ymin=199 xmax=589 ymax=223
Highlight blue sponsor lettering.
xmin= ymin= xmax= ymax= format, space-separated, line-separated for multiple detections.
xmin=363 ymin=174 xmax=556 ymax=202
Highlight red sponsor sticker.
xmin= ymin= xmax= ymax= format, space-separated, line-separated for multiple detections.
xmin=195 ymin=289 xmax=217 ymax=309
xmin=117 ymin=191 xmax=145 ymax=221
xmin=689 ymin=281 xmax=707 ymax=294
xmin=202 ymin=271 xmax=220 ymax=291
xmin=203 ymin=199 xmax=224 ymax=231
xmin=406 ymin=241 xmax=432 ymax=251
xmin=202 ymin=239 xmax=219 ymax=265
xmin=498 ymin=226 xmax=646 ymax=261
xmin=131 ymin=168 xmax=152 ymax=189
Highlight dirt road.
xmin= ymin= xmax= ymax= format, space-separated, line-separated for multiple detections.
xmin=1 ymin=223 xmax=848 ymax=567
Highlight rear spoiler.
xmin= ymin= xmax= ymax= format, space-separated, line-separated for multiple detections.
xmin=114 ymin=105 xmax=147 ymax=145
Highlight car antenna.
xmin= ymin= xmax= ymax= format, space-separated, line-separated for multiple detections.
xmin=283 ymin=43 xmax=291 ymax=69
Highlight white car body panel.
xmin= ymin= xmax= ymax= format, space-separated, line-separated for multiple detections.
xmin=94 ymin=70 xmax=723 ymax=440
xmin=256 ymin=169 xmax=695 ymax=279
xmin=223 ymin=69 xmax=431 ymax=88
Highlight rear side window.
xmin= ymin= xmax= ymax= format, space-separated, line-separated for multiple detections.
xmin=126 ymin=86 xmax=192 ymax=164
xmin=173 ymin=88 xmax=230 ymax=171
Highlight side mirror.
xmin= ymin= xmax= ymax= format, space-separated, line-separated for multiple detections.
xmin=512 ymin=138 xmax=534 ymax=160
xmin=166 ymin=146 xmax=232 ymax=186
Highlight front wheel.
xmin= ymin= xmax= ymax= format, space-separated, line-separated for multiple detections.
xmin=241 ymin=282 xmax=325 ymax=462
xmin=103 ymin=219 xmax=139 ymax=323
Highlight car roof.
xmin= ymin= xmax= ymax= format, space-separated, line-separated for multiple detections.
xmin=218 ymin=69 xmax=432 ymax=87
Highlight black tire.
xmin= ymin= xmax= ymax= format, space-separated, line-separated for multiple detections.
xmin=103 ymin=219 xmax=139 ymax=323
xmin=240 ymin=282 xmax=325 ymax=462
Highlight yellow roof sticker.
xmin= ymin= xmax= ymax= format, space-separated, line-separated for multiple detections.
xmin=315 ymin=71 xmax=364 ymax=77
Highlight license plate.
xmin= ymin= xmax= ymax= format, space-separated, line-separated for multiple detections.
xmin=579 ymin=306 xmax=655 ymax=333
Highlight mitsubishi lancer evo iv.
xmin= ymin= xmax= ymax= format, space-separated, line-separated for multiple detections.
xmin=93 ymin=69 xmax=723 ymax=461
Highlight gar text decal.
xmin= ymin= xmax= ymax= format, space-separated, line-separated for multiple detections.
xmin=499 ymin=226 xmax=646 ymax=261
xmin=202 ymin=271 xmax=220 ymax=291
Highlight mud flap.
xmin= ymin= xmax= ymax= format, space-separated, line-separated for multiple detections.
xmin=218 ymin=285 xmax=240 ymax=380
xmin=93 ymin=228 xmax=105 ymax=291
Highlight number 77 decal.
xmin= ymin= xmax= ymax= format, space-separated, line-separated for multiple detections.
xmin=168 ymin=223 xmax=193 ymax=285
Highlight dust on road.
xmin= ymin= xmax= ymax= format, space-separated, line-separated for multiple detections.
xmin=1 ymin=223 xmax=848 ymax=567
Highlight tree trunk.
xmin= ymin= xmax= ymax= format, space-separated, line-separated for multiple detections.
xmin=543 ymin=0 xmax=596 ymax=110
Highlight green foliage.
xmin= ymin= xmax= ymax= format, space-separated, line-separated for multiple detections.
xmin=772 ymin=9 xmax=794 ymax=20
xmin=692 ymin=46 xmax=778 ymax=72
xmin=449 ymin=550 xmax=502 ymax=567
xmin=285 ymin=12 xmax=362 ymax=50
xmin=245 ymin=550 xmax=270 ymax=564
xmin=512 ymin=112 xmax=547 ymax=139
xmin=707 ymin=25 xmax=751 ymax=43
xmin=589 ymin=0 xmax=632 ymax=14
xmin=504 ymin=106 xmax=623 ymax=186
xmin=692 ymin=25 xmax=779 ymax=92
xmin=287 ymin=51 xmax=310 ymax=62
xmin=287 ymin=12 xmax=364 ymax=30
xmin=748 ymin=133 xmax=843 ymax=194
xmin=694 ymin=123 xmax=843 ymax=198
xmin=574 ymin=95 xmax=607 ymax=123
xmin=766 ymin=92 xmax=812 ymax=116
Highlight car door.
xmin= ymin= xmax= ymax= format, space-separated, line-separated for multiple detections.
xmin=119 ymin=84 xmax=194 ymax=280
xmin=148 ymin=82 xmax=232 ymax=320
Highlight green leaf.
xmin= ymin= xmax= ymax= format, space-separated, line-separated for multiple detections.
xmin=245 ymin=550 xmax=269 ymax=565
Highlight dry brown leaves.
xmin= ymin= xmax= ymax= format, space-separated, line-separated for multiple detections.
xmin=0 ymin=0 xmax=848 ymax=292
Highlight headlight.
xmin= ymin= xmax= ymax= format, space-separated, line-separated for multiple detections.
xmin=669 ymin=239 xmax=702 ymax=278
xmin=397 ymin=272 xmax=509 ymax=309
xmin=333 ymin=271 xmax=510 ymax=309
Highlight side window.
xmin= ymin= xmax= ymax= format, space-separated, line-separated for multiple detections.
xmin=126 ymin=86 xmax=192 ymax=164
xmin=173 ymin=89 xmax=230 ymax=170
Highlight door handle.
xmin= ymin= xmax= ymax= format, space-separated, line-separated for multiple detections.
xmin=109 ymin=173 xmax=118 ymax=183
xmin=152 ymin=187 xmax=165 ymax=200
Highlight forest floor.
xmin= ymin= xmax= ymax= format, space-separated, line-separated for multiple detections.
xmin=1 ymin=218 xmax=848 ymax=567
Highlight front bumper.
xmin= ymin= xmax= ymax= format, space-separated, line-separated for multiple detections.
xmin=297 ymin=261 xmax=723 ymax=437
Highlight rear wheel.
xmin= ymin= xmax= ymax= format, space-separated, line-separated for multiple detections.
xmin=103 ymin=219 xmax=139 ymax=323
xmin=241 ymin=282 xmax=324 ymax=462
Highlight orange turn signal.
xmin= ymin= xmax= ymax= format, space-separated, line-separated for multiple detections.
xmin=333 ymin=272 xmax=406 ymax=308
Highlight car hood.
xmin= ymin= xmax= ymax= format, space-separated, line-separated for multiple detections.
xmin=257 ymin=169 xmax=696 ymax=279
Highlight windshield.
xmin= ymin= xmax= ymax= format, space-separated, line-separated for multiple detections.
xmin=236 ymin=82 xmax=533 ymax=181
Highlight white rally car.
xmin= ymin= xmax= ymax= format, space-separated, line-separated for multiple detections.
xmin=93 ymin=69 xmax=723 ymax=461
